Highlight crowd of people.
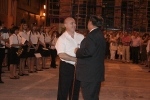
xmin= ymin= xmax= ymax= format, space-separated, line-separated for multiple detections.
xmin=104 ymin=30 xmax=150 ymax=72
xmin=0 ymin=20 xmax=60 ymax=83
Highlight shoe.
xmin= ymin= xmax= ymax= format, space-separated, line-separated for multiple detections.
xmin=42 ymin=67 xmax=49 ymax=69
xmin=145 ymin=65 xmax=148 ymax=67
xmin=0 ymin=80 xmax=4 ymax=84
xmin=51 ymin=66 xmax=56 ymax=69
xmin=37 ymin=69 xmax=43 ymax=71
xmin=1 ymin=71 xmax=5 ymax=74
xmin=148 ymin=70 xmax=150 ymax=72
xmin=10 ymin=76 xmax=17 ymax=79
xmin=29 ymin=71 xmax=33 ymax=73
xmin=14 ymin=76 xmax=20 ymax=79
xmin=23 ymin=73 xmax=29 ymax=76
xmin=34 ymin=70 xmax=38 ymax=73
xmin=18 ymin=73 xmax=24 ymax=76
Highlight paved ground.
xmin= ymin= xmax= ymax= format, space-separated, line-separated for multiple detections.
xmin=0 ymin=58 xmax=150 ymax=100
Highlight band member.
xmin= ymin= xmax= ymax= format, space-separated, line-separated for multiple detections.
xmin=18 ymin=22 xmax=29 ymax=76
xmin=27 ymin=23 xmax=39 ymax=73
xmin=9 ymin=26 xmax=23 ymax=79
xmin=36 ymin=26 xmax=45 ymax=71
xmin=0 ymin=21 xmax=9 ymax=83
xmin=50 ymin=31 xmax=59 ymax=68
xmin=55 ymin=17 xmax=84 ymax=100
xmin=42 ymin=27 xmax=51 ymax=69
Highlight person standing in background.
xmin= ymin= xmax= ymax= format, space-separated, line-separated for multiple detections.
xmin=9 ymin=26 xmax=23 ymax=79
xmin=122 ymin=32 xmax=131 ymax=63
xmin=27 ymin=23 xmax=39 ymax=73
xmin=50 ymin=31 xmax=59 ymax=68
xmin=0 ymin=21 xmax=9 ymax=83
xmin=131 ymin=32 xmax=141 ymax=64
xmin=18 ymin=22 xmax=29 ymax=76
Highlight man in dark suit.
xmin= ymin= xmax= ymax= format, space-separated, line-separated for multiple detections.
xmin=74 ymin=15 xmax=106 ymax=100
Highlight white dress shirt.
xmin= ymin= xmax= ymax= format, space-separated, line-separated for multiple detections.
xmin=19 ymin=30 xmax=29 ymax=41
xmin=55 ymin=31 xmax=84 ymax=65
xmin=39 ymin=32 xmax=45 ymax=44
xmin=9 ymin=34 xmax=21 ymax=48
xmin=0 ymin=32 xmax=9 ymax=48
xmin=44 ymin=33 xmax=51 ymax=43
xmin=27 ymin=31 xmax=39 ymax=44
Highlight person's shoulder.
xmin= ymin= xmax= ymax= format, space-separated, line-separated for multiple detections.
xmin=75 ymin=32 xmax=84 ymax=38
xmin=9 ymin=34 xmax=14 ymax=38
xmin=27 ymin=30 xmax=31 ymax=34
xmin=57 ymin=32 xmax=66 ymax=42
xmin=19 ymin=31 xmax=23 ymax=35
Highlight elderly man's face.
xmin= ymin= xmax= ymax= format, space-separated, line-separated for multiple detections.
xmin=64 ymin=18 xmax=76 ymax=32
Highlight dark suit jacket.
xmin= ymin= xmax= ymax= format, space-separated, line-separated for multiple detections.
xmin=76 ymin=28 xmax=106 ymax=82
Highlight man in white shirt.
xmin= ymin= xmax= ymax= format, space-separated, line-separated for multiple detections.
xmin=55 ymin=17 xmax=84 ymax=100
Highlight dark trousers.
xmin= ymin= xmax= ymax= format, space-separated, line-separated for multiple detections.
xmin=57 ymin=61 xmax=80 ymax=100
xmin=132 ymin=46 xmax=140 ymax=64
xmin=0 ymin=48 xmax=5 ymax=80
xmin=50 ymin=49 xmax=57 ymax=68
xmin=81 ymin=81 xmax=101 ymax=100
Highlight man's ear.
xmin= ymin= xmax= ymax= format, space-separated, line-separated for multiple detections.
xmin=64 ymin=23 xmax=67 ymax=28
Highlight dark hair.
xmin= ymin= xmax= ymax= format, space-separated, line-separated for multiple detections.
xmin=0 ymin=21 xmax=4 ymax=26
xmin=10 ymin=26 xmax=19 ymax=34
xmin=51 ymin=31 xmax=60 ymax=38
xmin=31 ymin=23 xmax=37 ymax=27
xmin=89 ymin=15 xmax=104 ymax=27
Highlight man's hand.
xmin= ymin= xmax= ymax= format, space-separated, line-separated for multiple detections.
xmin=74 ymin=48 xmax=79 ymax=54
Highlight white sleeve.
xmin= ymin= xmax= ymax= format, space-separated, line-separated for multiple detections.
xmin=5 ymin=33 xmax=9 ymax=39
xmin=146 ymin=41 xmax=150 ymax=53
xmin=9 ymin=36 xmax=13 ymax=46
xmin=55 ymin=37 xmax=66 ymax=54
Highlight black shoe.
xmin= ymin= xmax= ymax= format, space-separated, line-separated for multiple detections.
xmin=37 ymin=69 xmax=43 ymax=71
xmin=23 ymin=73 xmax=29 ymax=76
xmin=51 ymin=66 xmax=56 ymax=69
xmin=0 ymin=80 xmax=4 ymax=84
xmin=1 ymin=71 xmax=5 ymax=74
xmin=148 ymin=70 xmax=150 ymax=72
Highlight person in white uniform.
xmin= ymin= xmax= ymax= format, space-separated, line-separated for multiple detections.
xmin=18 ymin=22 xmax=29 ymax=76
xmin=27 ymin=23 xmax=39 ymax=73
xmin=9 ymin=26 xmax=23 ymax=79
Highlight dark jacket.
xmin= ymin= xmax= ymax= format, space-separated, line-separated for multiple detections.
xmin=76 ymin=28 xmax=106 ymax=82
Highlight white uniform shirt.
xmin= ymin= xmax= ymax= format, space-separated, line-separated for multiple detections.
xmin=44 ymin=33 xmax=51 ymax=43
xmin=39 ymin=32 xmax=45 ymax=44
xmin=55 ymin=31 xmax=84 ymax=65
xmin=0 ymin=32 xmax=9 ymax=48
xmin=9 ymin=34 xmax=21 ymax=48
xmin=27 ymin=31 xmax=39 ymax=44
xmin=19 ymin=30 xmax=29 ymax=41
xmin=146 ymin=40 xmax=150 ymax=53
xmin=51 ymin=37 xmax=57 ymax=49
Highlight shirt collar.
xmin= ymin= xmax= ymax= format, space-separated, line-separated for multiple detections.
xmin=65 ymin=31 xmax=77 ymax=39
xmin=90 ymin=27 xmax=98 ymax=32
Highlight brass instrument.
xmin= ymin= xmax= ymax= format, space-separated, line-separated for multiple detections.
xmin=16 ymin=46 xmax=24 ymax=56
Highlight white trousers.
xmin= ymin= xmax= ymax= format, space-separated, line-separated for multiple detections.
xmin=122 ymin=46 xmax=130 ymax=62
xmin=110 ymin=50 xmax=116 ymax=60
